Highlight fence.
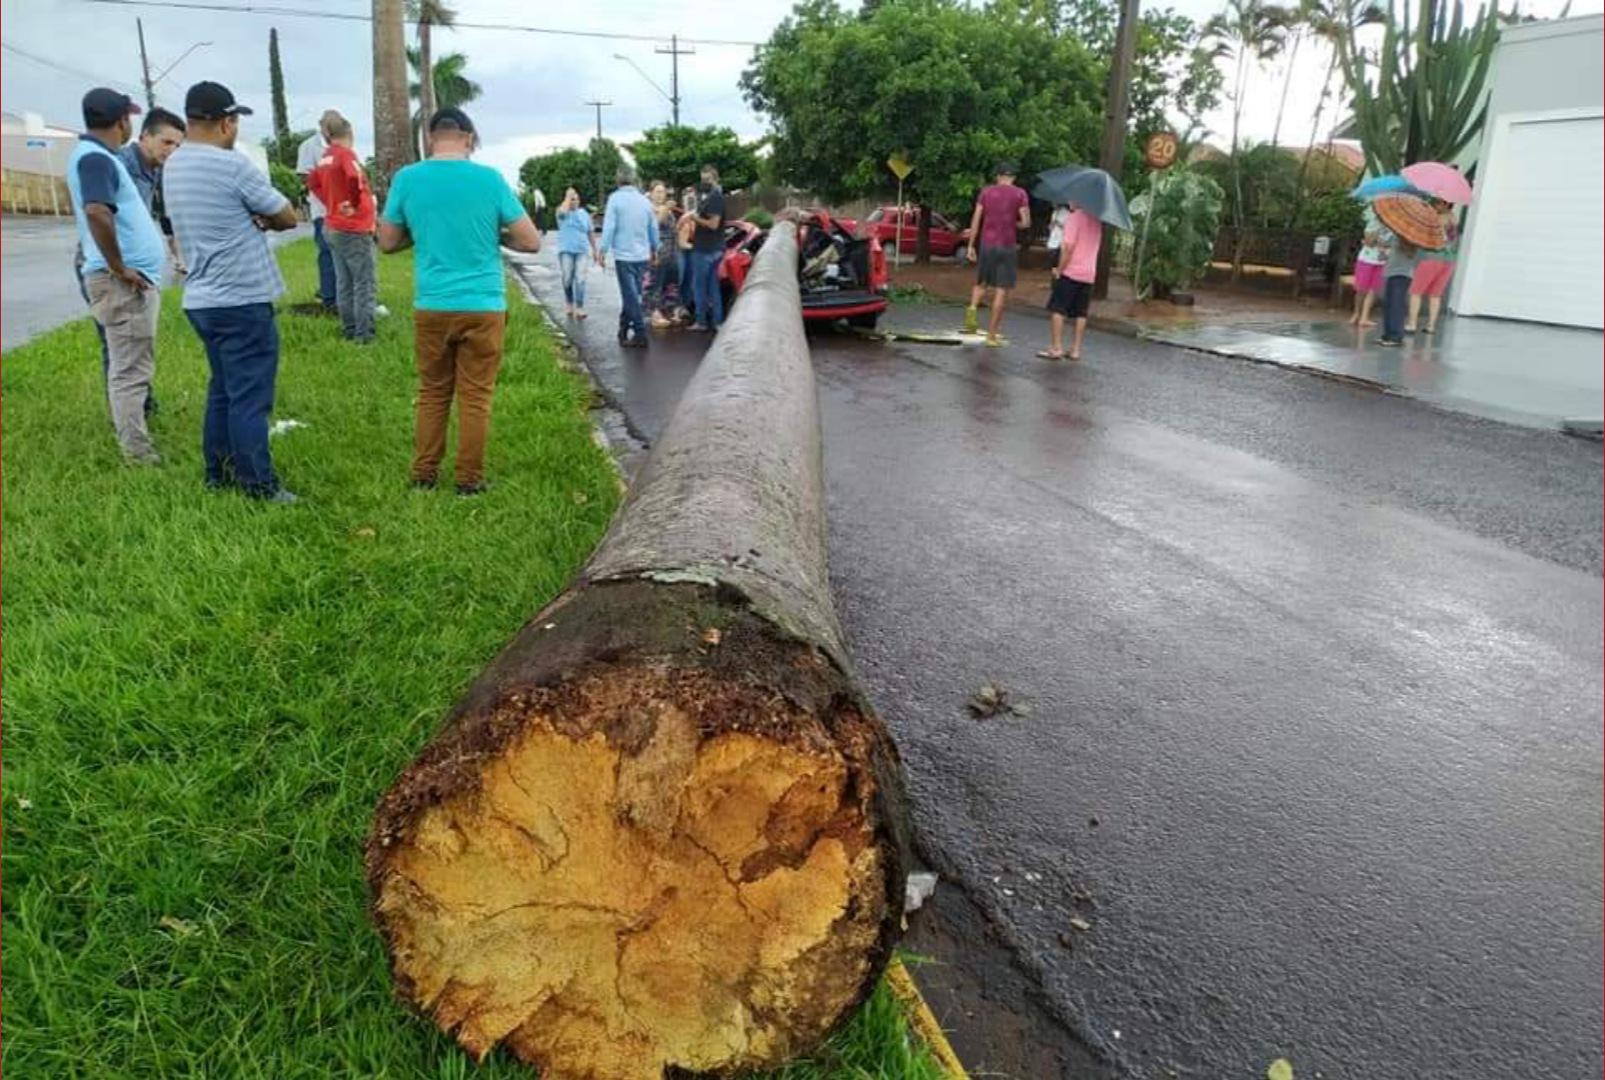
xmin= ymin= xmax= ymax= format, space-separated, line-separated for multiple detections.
xmin=1209 ymin=226 xmax=1362 ymax=304
xmin=2 ymin=168 xmax=71 ymax=216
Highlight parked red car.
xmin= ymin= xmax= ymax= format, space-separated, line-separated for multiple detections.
xmin=718 ymin=209 xmax=890 ymax=329
xmin=862 ymin=206 xmax=970 ymax=258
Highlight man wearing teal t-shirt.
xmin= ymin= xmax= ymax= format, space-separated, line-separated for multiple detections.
xmin=379 ymin=108 xmax=541 ymax=496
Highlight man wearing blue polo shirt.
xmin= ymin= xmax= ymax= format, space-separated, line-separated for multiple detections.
xmin=164 ymin=81 xmax=300 ymax=502
xmin=597 ymin=164 xmax=658 ymax=348
xmin=66 ymin=87 xmax=168 ymax=464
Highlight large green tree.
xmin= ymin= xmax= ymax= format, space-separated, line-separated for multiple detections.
xmin=517 ymin=137 xmax=627 ymax=224
xmin=742 ymin=0 xmax=1103 ymax=261
xmin=1057 ymin=0 xmax=1224 ymax=142
xmin=627 ymin=125 xmax=762 ymax=194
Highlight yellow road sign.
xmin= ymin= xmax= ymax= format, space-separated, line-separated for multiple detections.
xmin=887 ymin=155 xmax=914 ymax=181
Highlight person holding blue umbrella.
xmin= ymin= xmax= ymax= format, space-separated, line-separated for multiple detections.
xmin=1030 ymin=166 xmax=1132 ymax=361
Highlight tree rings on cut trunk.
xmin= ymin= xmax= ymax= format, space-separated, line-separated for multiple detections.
xmin=367 ymin=585 xmax=904 ymax=1080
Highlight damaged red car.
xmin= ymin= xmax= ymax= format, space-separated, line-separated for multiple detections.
xmin=718 ymin=209 xmax=890 ymax=329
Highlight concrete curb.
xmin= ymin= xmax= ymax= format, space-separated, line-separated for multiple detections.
xmin=887 ymin=956 xmax=971 ymax=1078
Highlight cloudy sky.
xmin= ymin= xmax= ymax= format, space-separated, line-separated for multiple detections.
xmin=4 ymin=0 xmax=1595 ymax=184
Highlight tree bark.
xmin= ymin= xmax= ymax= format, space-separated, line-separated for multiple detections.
xmin=916 ymin=201 xmax=932 ymax=264
xmin=372 ymin=0 xmax=414 ymax=192
xmin=416 ymin=20 xmax=436 ymax=160
xmin=366 ymin=223 xmax=910 ymax=1080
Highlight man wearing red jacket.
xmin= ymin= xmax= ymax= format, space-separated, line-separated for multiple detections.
xmin=307 ymin=113 xmax=378 ymax=343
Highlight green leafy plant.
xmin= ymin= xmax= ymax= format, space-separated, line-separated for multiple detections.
xmin=1295 ymin=189 xmax=1364 ymax=236
xmin=1335 ymin=0 xmax=1501 ymax=174
xmin=743 ymin=208 xmax=776 ymax=229
xmin=268 ymin=160 xmax=306 ymax=210
xmin=1132 ymin=167 xmax=1225 ymax=296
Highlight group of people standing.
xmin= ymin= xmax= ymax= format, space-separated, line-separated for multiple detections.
xmin=963 ymin=161 xmax=1103 ymax=361
xmin=553 ymin=165 xmax=729 ymax=346
xmin=1350 ymin=199 xmax=1459 ymax=346
xmin=68 ymin=82 xmax=540 ymax=501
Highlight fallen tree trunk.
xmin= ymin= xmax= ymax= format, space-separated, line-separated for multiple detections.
xmin=366 ymin=222 xmax=910 ymax=1080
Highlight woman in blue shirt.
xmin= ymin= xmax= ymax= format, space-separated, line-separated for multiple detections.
xmin=555 ymin=187 xmax=598 ymax=318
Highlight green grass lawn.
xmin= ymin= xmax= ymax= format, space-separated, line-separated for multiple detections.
xmin=2 ymin=239 xmax=944 ymax=1080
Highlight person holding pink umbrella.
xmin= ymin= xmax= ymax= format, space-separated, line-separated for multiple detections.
xmin=1408 ymin=199 xmax=1458 ymax=334
xmin=1398 ymin=163 xmax=1472 ymax=335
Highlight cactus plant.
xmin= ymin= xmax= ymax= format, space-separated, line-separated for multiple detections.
xmin=1335 ymin=0 xmax=1500 ymax=175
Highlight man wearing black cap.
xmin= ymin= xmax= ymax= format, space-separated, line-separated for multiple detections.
xmin=66 ymin=87 xmax=167 ymax=465
xmin=164 ymin=81 xmax=301 ymax=503
xmin=378 ymin=106 xmax=541 ymax=496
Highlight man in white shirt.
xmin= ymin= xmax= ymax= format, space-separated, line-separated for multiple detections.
xmin=295 ymin=110 xmax=342 ymax=311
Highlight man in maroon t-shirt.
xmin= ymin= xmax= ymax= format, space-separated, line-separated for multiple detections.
xmin=308 ymin=113 xmax=379 ymax=343
xmin=964 ymin=162 xmax=1031 ymax=344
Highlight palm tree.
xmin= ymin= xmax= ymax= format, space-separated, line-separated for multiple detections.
xmin=372 ymin=0 xmax=414 ymax=188
xmin=1204 ymin=0 xmax=1292 ymax=278
xmin=407 ymin=49 xmax=481 ymax=150
xmin=1289 ymin=0 xmax=1385 ymax=225
xmin=407 ymin=0 xmax=456 ymax=156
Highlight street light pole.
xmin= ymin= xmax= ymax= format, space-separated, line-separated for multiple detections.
xmin=584 ymin=99 xmax=611 ymax=204
xmin=137 ymin=18 xmax=156 ymax=108
xmin=654 ymin=35 xmax=695 ymax=126
xmin=1094 ymin=0 xmax=1141 ymax=299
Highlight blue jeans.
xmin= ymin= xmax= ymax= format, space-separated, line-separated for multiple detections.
xmin=615 ymin=260 xmax=648 ymax=341
xmin=312 ymin=219 xmax=337 ymax=307
xmin=1381 ymin=274 xmax=1411 ymax=341
xmin=186 ymin=304 xmax=282 ymax=495
xmin=558 ymin=251 xmax=588 ymax=308
xmin=688 ymin=250 xmax=724 ymax=329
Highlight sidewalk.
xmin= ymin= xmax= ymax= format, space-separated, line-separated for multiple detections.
xmin=891 ymin=259 xmax=1604 ymax=432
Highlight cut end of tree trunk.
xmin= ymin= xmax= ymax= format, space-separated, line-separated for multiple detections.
xmin=367 ymin=582 xmax=904 ymax=1080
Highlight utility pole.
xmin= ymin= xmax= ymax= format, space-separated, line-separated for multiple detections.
xmin=137 ymin=18 xmax=156 ymax=108
xmin=653 ymin=35 xmax=695 ymax=126
xmin=584 ymin=99 xmax=611 ymax=204
xmin=1093 ymin=0 xmax=1140 ymax=299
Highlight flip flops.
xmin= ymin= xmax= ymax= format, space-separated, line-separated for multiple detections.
xmin=1036 ymin=349 xmax=1065 ymax=360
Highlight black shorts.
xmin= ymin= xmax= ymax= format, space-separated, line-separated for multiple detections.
xmin=1047 ymin=276 xmax=1092 ymax=319
xmin=975 ymin=245 xmax=1019 ymax=289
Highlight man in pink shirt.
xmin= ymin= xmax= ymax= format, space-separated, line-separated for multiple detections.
xmin=1040 ymin=202 xmax=1101 ymax=361
xmin=964 ymin=162 xmax=1031 ymax=345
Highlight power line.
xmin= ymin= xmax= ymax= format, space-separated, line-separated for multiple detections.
xmin=2 ymin=42 xmax=143 ymax=94
xmin=75 ymin=0 xmax=764 ymax=47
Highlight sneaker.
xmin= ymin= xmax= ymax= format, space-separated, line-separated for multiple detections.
xmin=985 ymin=333 xmax=1003 ymax=347
xmin=375 ymin=304 xmax=390 ymax=317
xmin=411 ymin=476 xmax=438 ymax=491
xmin=622 ymin=336 xmax=649 ymax=349
xmin=127 ymin=450 xmax=163 ymax=466
xmin=261 ymin=489 xmax=300 ymax=505
xmin=688 ymin=323 xmax=711 ymax=333
xmin=456 ymin=482 xmax=486 ymax=497
xmin=963 ymin=306 xmax=979 ymax=333
xmin=1378 ymin=337 xmax=1402 ymax=347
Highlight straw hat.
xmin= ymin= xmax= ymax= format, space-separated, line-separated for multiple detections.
xmin=1373 ymin=194 xmax=1447 ymax=250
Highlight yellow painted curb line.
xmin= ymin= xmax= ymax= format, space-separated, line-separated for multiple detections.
xmin=887 ymin=956 xmax=970 ymax=1078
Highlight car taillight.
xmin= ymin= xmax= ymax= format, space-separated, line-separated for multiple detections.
xmin=869 ymin=240 xmax=888 ymax=291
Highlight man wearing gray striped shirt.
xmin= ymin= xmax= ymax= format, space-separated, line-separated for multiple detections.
xmin=164 ymin=81 xmax=300 ymax=503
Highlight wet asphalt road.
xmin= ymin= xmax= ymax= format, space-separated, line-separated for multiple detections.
xmin=511 ymin=248 xmax=1603 ymax=1079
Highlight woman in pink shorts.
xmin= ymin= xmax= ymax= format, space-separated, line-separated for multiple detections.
xmin=1409 ymin=200 xmax=1458 ymax=334
xmin=1350 ymin=204 xmax=1390 ymax=327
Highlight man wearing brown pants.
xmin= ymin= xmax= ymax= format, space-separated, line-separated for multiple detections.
xmin=377 ymin=107 xmax=540 ymax=495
